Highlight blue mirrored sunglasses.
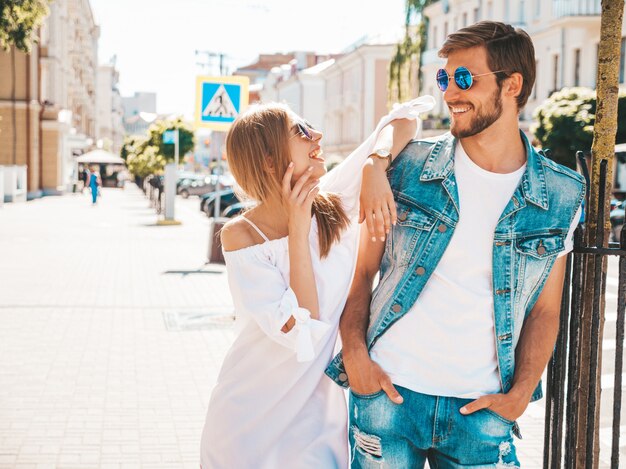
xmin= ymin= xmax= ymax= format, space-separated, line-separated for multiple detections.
xmin=436 ymin=66 xmax=508 ymax=91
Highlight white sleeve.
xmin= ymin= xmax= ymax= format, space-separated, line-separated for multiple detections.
xmin=224 ymin=249 xmax=331 ymax=362
xmin=558 ymin=205 xmax=583 ymax=258
xmin=319 ymin=96 xmax=436 ymax=214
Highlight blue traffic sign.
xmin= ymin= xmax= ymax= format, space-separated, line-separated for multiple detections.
xmin=195 ymin=76 xmax=249 ymax=131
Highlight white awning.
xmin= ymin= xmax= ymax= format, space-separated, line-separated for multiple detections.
xmin=75 ymin=149 xmax=125 ymax=164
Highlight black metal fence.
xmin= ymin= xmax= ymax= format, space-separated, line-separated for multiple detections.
xmin=544 ymin=157 xmax=626 ymax=468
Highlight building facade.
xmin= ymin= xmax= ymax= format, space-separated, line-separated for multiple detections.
xmin=122 ymin=92 xmax=157 ymax=136
xmin=96 ymin=61 xmax=124 ymax=154
xmin=319 ymin=43 xmax=394 ymax=158
xmin=0 ymin=0 xmax=99 ymax=197
xmin=260 ymin=59 xmax=335 ymax=132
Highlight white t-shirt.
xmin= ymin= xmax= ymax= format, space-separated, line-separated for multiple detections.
xmin=371 ymin=142 xmax=580 ymax=398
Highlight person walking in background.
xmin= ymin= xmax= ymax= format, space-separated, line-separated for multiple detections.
xmin=88 ymin=166 xmax=101 ymax=205
xmin=200 ymin=97 xmax=434 ymax=469
xmin=327 ymin=21 xmax=585 ymax=467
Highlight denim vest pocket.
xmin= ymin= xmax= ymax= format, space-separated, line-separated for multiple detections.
xmin=515 ymin=233 xmax=565 ymax=259
xmin=391 ymin=201 xmax=437 ymax=267
xmin=513 ymin=232 xmax=565 ymax=316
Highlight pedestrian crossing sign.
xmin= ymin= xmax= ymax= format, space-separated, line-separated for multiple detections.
xmin=195 ymin=75 xmax=249 ymax=131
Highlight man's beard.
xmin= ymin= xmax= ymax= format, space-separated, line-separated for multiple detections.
xmin=450 ymin=87 xmax=503 ymax=138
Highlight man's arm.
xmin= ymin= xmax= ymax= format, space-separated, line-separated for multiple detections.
xmin=340 ymin=224 xmax=404 ymax=404
xmin=461 ymin=255 xmax=567 ymax=420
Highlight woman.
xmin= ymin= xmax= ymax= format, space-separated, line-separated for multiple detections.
xmin=88 ymin=166 xmax=101 ymax=204
xmin=200 ymin=97 xmax=434 ymax=469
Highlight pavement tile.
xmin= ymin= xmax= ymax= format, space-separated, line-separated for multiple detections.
xmin=0 ymin=185 xmax=560 ymax=467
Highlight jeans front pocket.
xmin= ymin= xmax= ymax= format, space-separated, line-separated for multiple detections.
xmin=483 ymin=408 xmax=516 ymax=426
xmin=350 ymin=389 xmax=386 ymax=400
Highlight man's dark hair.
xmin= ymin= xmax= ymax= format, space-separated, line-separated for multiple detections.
xmin=438 ymin=21 xmax=536 ymax=110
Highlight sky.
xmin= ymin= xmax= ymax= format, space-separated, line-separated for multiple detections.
xmin=89 ymin=0 xmax=407 ymax=119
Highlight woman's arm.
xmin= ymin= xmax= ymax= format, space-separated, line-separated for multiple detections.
xmin=360 ymin=118 xmax=417 ymax=241
xmin=282 ymin=163 xmax=321 ymax=332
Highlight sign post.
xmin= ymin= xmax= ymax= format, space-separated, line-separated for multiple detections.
xmin=194 ymin=75 xmax=249 ymax=262
xmin=159 ymin=129 xmax=181 ymax=225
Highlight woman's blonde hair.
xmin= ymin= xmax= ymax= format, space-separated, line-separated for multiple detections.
xmin=226 ymin=103 xmax=348 ymax=258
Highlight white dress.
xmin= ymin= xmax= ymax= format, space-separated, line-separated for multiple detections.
xmin=200 ymin=97 xmax=436 ymax=469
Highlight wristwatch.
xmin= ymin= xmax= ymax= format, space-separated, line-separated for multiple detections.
xmin=369 ymin=149 xmax=392 ymax=170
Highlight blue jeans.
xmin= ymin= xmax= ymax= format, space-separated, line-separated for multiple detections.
xmin=349 ymin=386 xmax=520 ymax=468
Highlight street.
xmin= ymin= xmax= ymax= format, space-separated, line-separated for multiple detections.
xmin=0 ymin=186 xmax=623 ymax=468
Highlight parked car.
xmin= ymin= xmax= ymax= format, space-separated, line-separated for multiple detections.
xmin=178 ymin=175 xmax=218 ymax=198
xmin=221 ymin=200 xmax=257 ymax=218
xmin=200 ymin=187 xmax=239 ymax=217
xmin=610 ymin=199 xmax=625 ymax=243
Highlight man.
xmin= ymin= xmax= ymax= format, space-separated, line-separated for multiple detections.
xmin=326 ymin=21 xmax=585 ymax=467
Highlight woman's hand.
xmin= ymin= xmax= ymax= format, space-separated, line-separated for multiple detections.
xmin=282 ymin=163 xmax=320 ymax=236
xmin=359 ymin=158 xmax=396 ymax=241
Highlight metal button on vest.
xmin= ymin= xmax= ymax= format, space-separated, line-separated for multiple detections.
xmin=397 ymin=211 xmax=408 ymax=222
xmin=537 ymin=246 xmax=546 ymax=255
xmin=391 ymin=304 xmax=402 ymax=313
xmin=438 ymin=224 xmax=447 ymax=233
xmin=513 ymin=198 xmax=519 ymax=207
xmin=338 ymin=373 xmax=348 ymax=382
xmin=415 ymin=266 xmax=426 ymax=275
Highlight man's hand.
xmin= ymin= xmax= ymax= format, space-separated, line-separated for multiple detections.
xmin=359 ymin=158 xmax=396 ymax=242
xmin=459 ymin=389 xmax=531 ymax=422
xmin=344 ymin=349 xmax=403 ymax=404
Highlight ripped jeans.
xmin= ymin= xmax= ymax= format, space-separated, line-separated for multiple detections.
xmin=349 ymin=386 xmax=520 ymax=468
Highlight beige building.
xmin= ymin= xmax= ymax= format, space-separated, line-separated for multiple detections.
xmin=261 ymin=58 xmax=336 ymax=132
xmin=319 ymin=43 xmax=395 ymax=158
xmin=258 ymin=42 xmax=394 ymax=159
xmin=0 ymin=0 xmax=99 ymax=197
xmin=97 ymin=61 xmax=124 ymax=154
xmin=422 ymin=0 xmax=625 ymax=124
xmin=122 ymin=92 xmax=157 ymax=136
xmin=0 ymin=45 xmax=41 ymax=197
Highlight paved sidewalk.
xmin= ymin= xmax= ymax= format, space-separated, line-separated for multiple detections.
xmin=0 ymin=186 xmax=547 ymax=468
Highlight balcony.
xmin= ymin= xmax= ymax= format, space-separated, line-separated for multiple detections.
xmin=552 ymin=0 xmax=600 ymax=18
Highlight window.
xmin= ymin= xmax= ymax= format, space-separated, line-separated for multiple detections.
xmin=535 ymin=0 xmax=541 ymax=18
xmin=463 ymin=12 xmax=468 ymax=27
xmin=488 ymin=1 xmax=493 ymax=19
xmin=433 ymin=25 xmax=438 ymax=48
xmin=444 ymin=21 xmax=448 ymax=39
xmin=519 ymin=0 xmax=525 ymax=23
xmin=619 ymin=37 xmax=626 ymax=83
xmin=474 ymin=7 xmax=480 ymax=22
xmin=574 ymin=49 xmax=581 ymax=86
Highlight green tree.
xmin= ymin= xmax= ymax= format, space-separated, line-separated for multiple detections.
xmin=120 ymin=135 xmax=148 ymax=162
xmin=531 ymin=87 xmax=626 ymax=169
xmin=126 ymin=146 xmax=166 ymax=179
xmin=0 ymin=0 xmax=50 ymax=53
xmin=389 ymin=0 xmax=433 ymax=103
xmin=146 ymin=117 xmax=195 ymax=164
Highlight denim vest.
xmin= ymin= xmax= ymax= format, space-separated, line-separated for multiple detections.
xmin=326 ymin=131 xmax=585 ymax=402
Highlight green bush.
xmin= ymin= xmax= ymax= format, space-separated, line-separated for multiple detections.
xmin=531 ymin=87 xmax=626 ymax=169
xmin=147 ymin=118 xmax=195 ymax=164
xmin=126 ymin=146 xmax=166 ymax=178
